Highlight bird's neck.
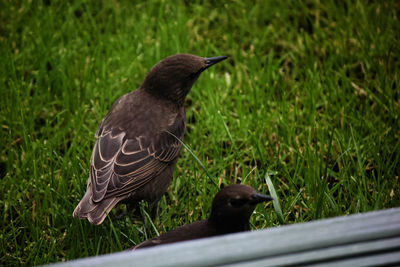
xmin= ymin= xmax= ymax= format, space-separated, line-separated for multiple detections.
xmin=142 ymin=85 xmax=187 ymax=108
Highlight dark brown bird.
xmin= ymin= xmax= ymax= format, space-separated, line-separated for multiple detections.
xmin=131 ymin=184 xmax=273 ymax=250
xmin=73 ymin=54 xmax=228 ymax=225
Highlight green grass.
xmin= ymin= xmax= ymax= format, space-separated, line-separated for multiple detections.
xmin=1 ymin=0 xmax=399 ymax=265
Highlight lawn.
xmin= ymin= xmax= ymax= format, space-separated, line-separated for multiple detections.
xmin=1 ymin=0 xmax=399 ymax=265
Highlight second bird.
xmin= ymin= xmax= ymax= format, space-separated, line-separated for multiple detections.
xmin=73 ymin=54 xmax=227 ymax=225
xmin=131 ymin=184 xmax=273 ymax=250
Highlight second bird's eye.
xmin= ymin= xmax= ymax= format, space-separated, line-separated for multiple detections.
xmin=229 ymin=198 xmax=247 ymax=207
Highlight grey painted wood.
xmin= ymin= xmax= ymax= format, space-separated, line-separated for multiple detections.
xmin=309 ymin=251 xmax=400 ymax=267
xmin=51 ymin=208 xmax=400 ymax=267
xmin=227 ymin=237 xmax=400 ymax=266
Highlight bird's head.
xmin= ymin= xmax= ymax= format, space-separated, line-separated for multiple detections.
xmin=141 ymin=54 xmax=227 ymax=106
xmin=209 ymin=184 xmax=273 ymax=231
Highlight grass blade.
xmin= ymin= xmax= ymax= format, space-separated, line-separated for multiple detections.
xmin=141 ymin=207 xmax=160 ymax=236
xmin=167 ymin=131 xmax=219 ymax=189
xmin=107 ymin=216 xmax=123 ymax=251
xmin=265 ymin=172 xmax=285 ymax=224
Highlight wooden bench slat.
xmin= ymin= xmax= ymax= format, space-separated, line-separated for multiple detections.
xmin=52 ymin=208 xmax=400 ymax=267
xmin=310 ymin=250 xmax=400 ymax=267
xmin=228 ymin=236 xmax=400 ymax=266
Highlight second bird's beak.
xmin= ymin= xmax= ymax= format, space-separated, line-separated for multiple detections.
xmin=204 ymin=56 xmax=228 ymax=69
xmin=249 ymin=193 xmax=274 ymax=205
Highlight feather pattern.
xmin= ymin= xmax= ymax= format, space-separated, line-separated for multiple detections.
xmin=73 ymin=88 xmax=186 ymax=225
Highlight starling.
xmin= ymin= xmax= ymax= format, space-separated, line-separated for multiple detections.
xmin=131 ymin=184 xmax=273 ymax=250
xmin=73 ymin=54 xmax=227 ymax=225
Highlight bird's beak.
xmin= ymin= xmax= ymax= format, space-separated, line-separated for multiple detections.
xmin=204 ymin=56 xmax=228 ymax=69
xmin=249 ymin=193 xmax=274 ymax=205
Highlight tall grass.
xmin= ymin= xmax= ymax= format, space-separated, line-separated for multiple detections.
xmin=1 ymin=0 xmax=399 ymax=265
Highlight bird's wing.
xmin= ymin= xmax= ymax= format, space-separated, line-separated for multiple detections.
xmin=131 ymin=221 xmax=212 ymax=250
xmin=89 ymin=115 xmax=185 ymax=202
xmin=131 ymin=238 xmax=162 ymax=250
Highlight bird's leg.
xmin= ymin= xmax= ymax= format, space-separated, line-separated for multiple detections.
xmin=137 ymin=201 xmax=157 ymax=228
xmin=125 ymin=202 xmax=140 ymax=218
xmin=148 ymin=200 xmax=159 ymax=219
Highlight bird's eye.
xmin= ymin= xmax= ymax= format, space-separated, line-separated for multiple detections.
xmin=229 ymin=198 xmax=247 ymax=207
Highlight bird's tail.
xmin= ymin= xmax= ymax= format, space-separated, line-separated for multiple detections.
xmin=73 ymin=188 xmax=120 ymax=225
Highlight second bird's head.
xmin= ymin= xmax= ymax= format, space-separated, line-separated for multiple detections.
xmin=141 ymin=54 xmax=227 ymax=106
xmin=209 ymin=184 xmax=273 ymax=229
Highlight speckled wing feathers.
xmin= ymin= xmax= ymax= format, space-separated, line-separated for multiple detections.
xmin=73 ymin=106 xmax=185 ymax=225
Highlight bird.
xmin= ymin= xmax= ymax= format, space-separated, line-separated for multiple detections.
xmin=73 ymin=54 xmax=228 ymax=225
xmin=131 ymin=184 xmax=273 ymax=250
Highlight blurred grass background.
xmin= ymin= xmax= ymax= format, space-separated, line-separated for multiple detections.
xmin=1 ymin=0 xmax=399 ymax=265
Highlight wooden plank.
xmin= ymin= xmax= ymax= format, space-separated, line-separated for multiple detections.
xmin=310 ymin=251 xmax=400 ymax=267
xmin=52 ymin=208 xmax=400 ymax=267
xmin=229 ymin=237 xmax=400 ymax=266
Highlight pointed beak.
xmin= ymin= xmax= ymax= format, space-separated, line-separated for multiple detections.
xmin=204 ymin=56 xmax=228 ymax=69
xmin=249 ymin=193 xmax=274 ymax=205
